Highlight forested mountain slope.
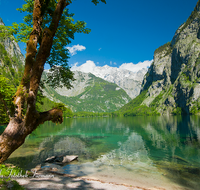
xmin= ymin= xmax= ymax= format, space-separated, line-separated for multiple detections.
xmin=43 ymin=71 xmax=131 ymax=113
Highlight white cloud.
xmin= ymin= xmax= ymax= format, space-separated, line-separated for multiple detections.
xmin=119 ymin=60 xmax=153 ymax=72
xmin=71 ymin=62 xmax=79 ymax=69
xmin=66 ymin=44 xmax=86 ymax=56
xmin=71 ymin=59 xmax=153 ymax=74
xmin=71 ymin=60 xmax=96 ymax=73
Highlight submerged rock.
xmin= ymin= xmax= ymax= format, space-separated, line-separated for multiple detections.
xmin=62 ymin=155 xmax=78 ymax=163
xmin=45 ymin=155 xmax=78 ymax=165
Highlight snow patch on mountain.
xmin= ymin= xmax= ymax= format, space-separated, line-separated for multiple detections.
xmin=71 ymin=60 xmax=152 ymax=98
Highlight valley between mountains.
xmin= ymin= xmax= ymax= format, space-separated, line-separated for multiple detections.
xmin=1 ymin=0 xmax=200 ymax=116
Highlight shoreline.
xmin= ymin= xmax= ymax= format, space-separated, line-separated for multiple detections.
xmin=15 ymin=171 xmax=167 ymax=190
xmin=13 ymin=166 xmax=186 ymax=190
xmin=10 ymin=161 xmax=192 ymax=190
xmin=2 ymin=162 xmax=192 ymax=190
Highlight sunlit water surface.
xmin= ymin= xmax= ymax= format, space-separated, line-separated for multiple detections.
xmin=6 ymin=116 xmax=200 ymax=189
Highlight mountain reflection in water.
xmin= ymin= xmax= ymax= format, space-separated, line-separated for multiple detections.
xmin=7 ymin=115 xmax=200 ymax=189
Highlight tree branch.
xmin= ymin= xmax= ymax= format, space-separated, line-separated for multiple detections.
xmin=49 ymin=0 xmax=70 ymax=35
xmin=26 ymin=0 xmax=70 ymax=121
xmin=14 ymin=0 xmax=44 ymax=119
xmin=37 ymin=108 xmax=63 ymax=125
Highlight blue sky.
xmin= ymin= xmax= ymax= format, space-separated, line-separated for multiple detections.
xmin=0 ymin=0 xmax=198 ymax=70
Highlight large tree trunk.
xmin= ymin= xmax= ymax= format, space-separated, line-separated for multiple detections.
xmin=0 ymin=0 xmax=68 ymax=164
xmin=0 ymin=109 xmax=63 ymax=163
xmin=0 ymin=118 xmax=26 ymax=163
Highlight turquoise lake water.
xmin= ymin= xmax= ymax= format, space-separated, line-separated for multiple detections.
xmin=6 ymin=115 xmax=200 ymax=189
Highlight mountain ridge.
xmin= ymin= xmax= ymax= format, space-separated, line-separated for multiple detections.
xmin=120 ymin=0 xmax=200 ymax=115
xmin=71 ymin=60 xmax=150 ymax=98
xmin=43 ymin=70 xmax=131 ymax=113
xmin=0 ymin=18 xmax=133 ymax=115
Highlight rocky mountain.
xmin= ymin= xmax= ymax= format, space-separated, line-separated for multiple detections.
xmin=0 ymin=18 xmax=133 ymax=114
xmin=43 ymin=71 xmax=131 ymax=112
xmin=72 ymin=61 xmax=149 ymax=99
xmin=0 ymin=18 xmax=24 ymax=64
xmin=0 ymin=18 xmax=24 ymax=87
xmin=120 ymin=1 xmax=200 ymax=115
xmin=0 ymin=18 xmax=25 ymax=123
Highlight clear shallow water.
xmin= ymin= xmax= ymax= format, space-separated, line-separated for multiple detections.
xmin=7 ymin=115 xmax=200 ymax=189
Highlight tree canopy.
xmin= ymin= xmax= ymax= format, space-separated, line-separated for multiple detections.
xmin=8 ymin=0 xmax=105 ymax=88
xmin=0 ymin=76 xmax=15 ymax=123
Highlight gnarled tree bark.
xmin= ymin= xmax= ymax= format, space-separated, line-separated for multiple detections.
xmin=0 ymin=0 xmax=69 ymax=164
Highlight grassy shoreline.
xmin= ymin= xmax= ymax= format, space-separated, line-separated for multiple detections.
xmin=0 ymin=163 xmax=29 ymax=190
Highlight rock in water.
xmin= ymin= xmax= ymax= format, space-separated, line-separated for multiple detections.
xmin=62 ymin=155 xmax=78 ymax=163
xmin=45 ymin=156 xmax=57 ymax=163
xmin=45 ymin=155 xmax=78 ymax=165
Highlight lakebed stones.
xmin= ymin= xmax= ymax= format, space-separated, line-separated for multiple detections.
xmin=45 ymin=155 xmax=78 ymax=165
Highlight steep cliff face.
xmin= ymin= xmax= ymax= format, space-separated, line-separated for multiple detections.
xmin=0 ymin=18 xmax=25 ymax=87
xmin=0 ymin=18 xmax=25 ymax=123
xmin=0 ymin=19 xmax=24 ymax=64
xmin=121 ymin=1 xmax=200 ymax=115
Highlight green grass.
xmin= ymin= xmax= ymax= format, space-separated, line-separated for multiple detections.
xmin=150 ymin=92 xmax=164 ymax=107
xmin=119 ymin=90 xmax=148 ymax=112
xmin=172 ymin=107 xmax=182 ymax=115
xmin=36 ymin=96 xmax=56 ymax=112
xmin=73 ymin=111 xmax=112 ymax=117
xmin=123 ymin=105 xmax=160 ymax=116
xmin=0 ymin=164 xmax=27 ymax=190
xmin=116 ymin=89 xmax=160 ymax=116
xmin=0 ymin=179 xmax=24 ymax=190
xmin=154 ymin=42 xmax=172 ymax=56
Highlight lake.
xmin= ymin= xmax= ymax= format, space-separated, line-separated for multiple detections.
xmin=7 ymin=115 xmax=200 ymax=189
